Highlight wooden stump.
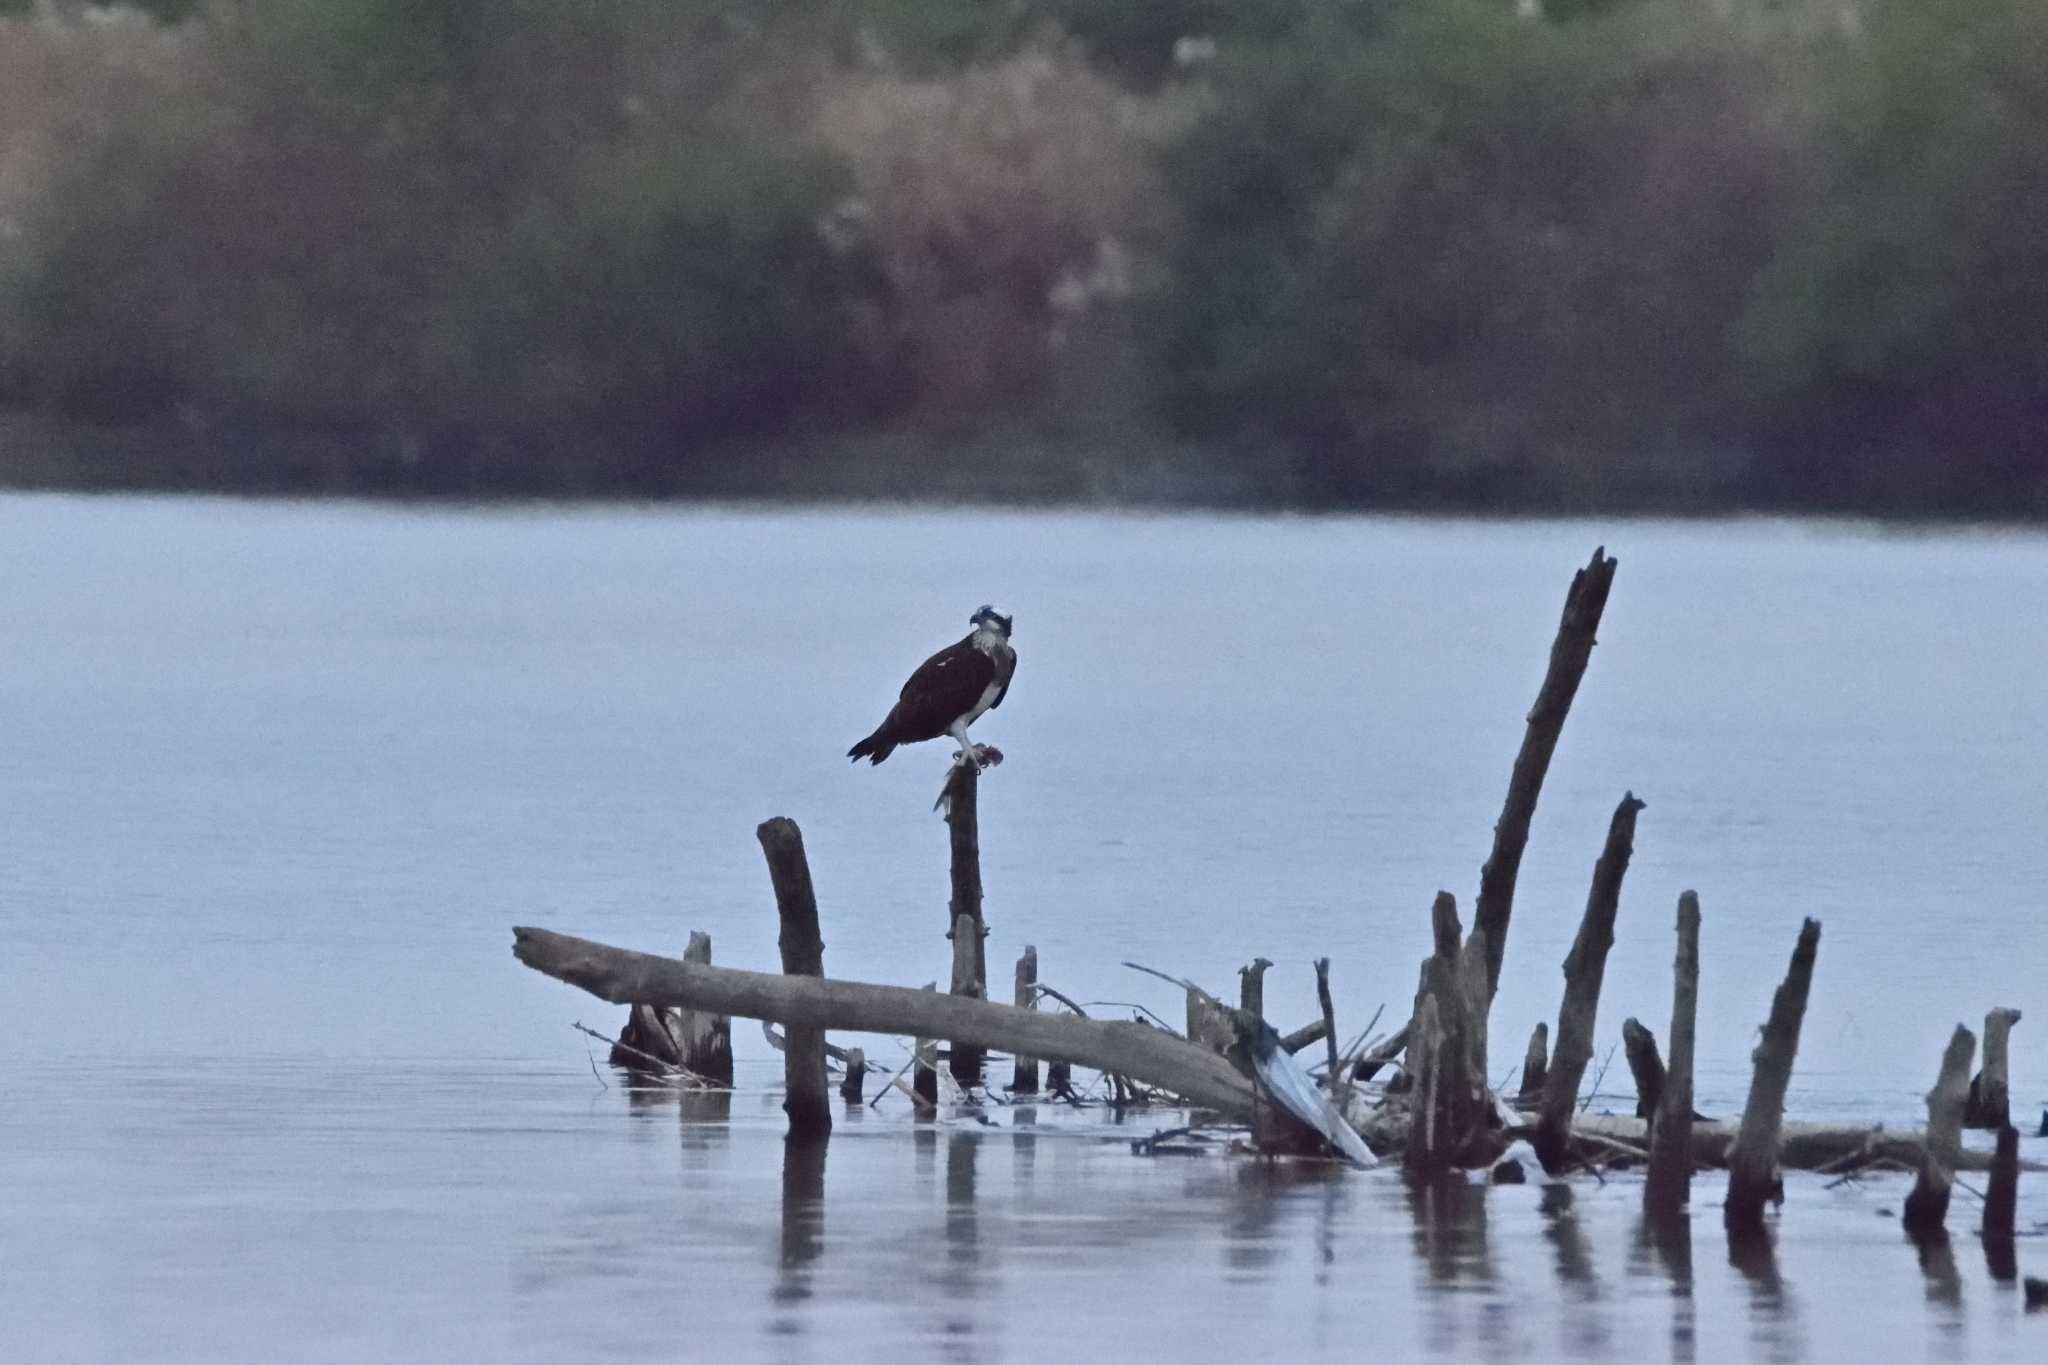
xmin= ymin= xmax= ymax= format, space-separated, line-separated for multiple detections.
xmin=1405 ymin=994 xmax=1445 ymax=1174
xmin=1623 ymin=1018 xmax=1666 ymax=1122
xmin=948 ymin=914 xmax=985 ymax=1087
xmin=1406 ymin=894 xmax=1489 ymax=1170
xmin=1902 ymin=1024 xmax=1976 ymax=1239
xmin=1725 ymin=919 xmax=1821 ymax=1234
xmin=1985 ymin=1125 xmax=2020 ymax=1243
xmin=1474 ymin=546 xmax=1619 ymax=999
xmin=1645 ymin=891 xmax=1701 ymax=1217
xmin=913 ymin=981 xmax=940 ymax=1111
xmin=1533 ymin=793 xmax=1645 ymax=1172
xmin=1239 ymin=957 xmax=1274 ymax=1021
xmin=1518 ymin=1023 xmax=1550 ymax=1106
xmin=677 ymin=931 xmax=734 ymax=1084
xmin=759 ymin=817 xmax=831 ymax=1144
xmin=1011 ymin=947 xmax=1040 ymax=1095
xmin=1965 ymin=1007 xmax=2022 ymax=1129
xmin=839 ymin=1047 xmax=866 ymax=1104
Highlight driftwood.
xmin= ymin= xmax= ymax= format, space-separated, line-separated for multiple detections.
xmin=1473 ymin=546 xmax=1619 ymax=999
xmin=1903 ymin=1024 xmax=1976 ymax=1238
xmin=1644 ymin=891 xmax=1701 ymax=1216
xmin=1405 ymin=994 xmax=1445 ymax=1174
xmin=1354 ymin=1022 xmax=1412 ymax=1083
xmin=1622 ymin=1018 xmax=1665 ymax=1122
xmin=1985 ymin=1126 xmax=2020 ymax=1250
xmin=1011 ymin=947 xmax=1039 ymax=1095
xmin=839 ymin=1047 xmax=866 ymax=1103
xmin=1566 ymin=1113 xmax=2034 ymax=1174
xmin=1314 ymin=958 xmax=1340 ymax=1097
xmin=1965 ymin=1007 xmax=2022 ymax=1129
xmin=512 ymin=927 xmax=1259 ymax=1114
xmin=760 ymin=818 xmax=831 ymax=1143
xmin=943 ymin=763 xmax=988 ymax=1085
xmin=1239 ymin=957 xmax=1274 ymax=1020
xmin=1518 ymin=1023 xmax=1549 ymax=1105
xmin=1726 ymin=918 xmax=1821 ymax=1233
xmin=1533 ymin=793 xmax=1645 ymax=1172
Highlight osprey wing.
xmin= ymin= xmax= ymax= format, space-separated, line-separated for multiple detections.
xmin=892 ymin=636 xmax=997 ymax=737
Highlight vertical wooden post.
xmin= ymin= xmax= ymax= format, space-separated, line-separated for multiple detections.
xmin=1473 ymin=547 xmax=1619 ymax=1000
xmin=1725 ymin=918 xmax=1821 ymax=1234
xmin=839 ymin=1047 xmax=866 ymax=1104
xmin=1239 ymin=957 xmax=1274 ymax=1020
xmin=1645 ymin=891 xmax=1701 ymax=1217
xmin=1315 ymin=957 xmax=1340 ymax=1097
xmin=1533 ymin=793 xmax=1645 ymax=1172
xmin=913 ymin=981 xmax=940 ymax=1111
xmin=1405 ymin=994 xmax=1444 ymax=1174
xmin=942 ymin=763 xmax=987 ymax=1086
xmin=758 ymin=817 xmax=831 ymax=1144
xmin=1518 ymin=1023 xmax=1549 ymax=1106
xmin=949 ymin=914 xmax=985 ymax=1085
xmin=1622 ymin=1019 xmax=1666 ymax=1122
xmin=678 ymin=931 xmax=734 ymax=1085
xmin=1903 ymin=1024 xmax=1977 ymax=1238
xmin=1984 ymin=1125 xmax=2020 ymax=1248
xmin=1011 ymin=946 xmax=1040 ymax=1095
xmin=1966 ymin=1007 xmax=2022 ymax=1129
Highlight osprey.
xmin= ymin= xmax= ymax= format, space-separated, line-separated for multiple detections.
xmin=848 ymin=606 xmax=1016 ymax=767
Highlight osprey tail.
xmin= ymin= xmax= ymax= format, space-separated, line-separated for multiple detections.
xmin=847 ymin=730 xmax=897 ymax=765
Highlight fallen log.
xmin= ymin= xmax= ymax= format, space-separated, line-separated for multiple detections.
xmin=512 ymin=927 xmax=1259 ymax=1115
xmin=1473 ymin=546 xmax=1619 ymax=999
xmin=1726 ymin=918 xmax=1821 ymax=1233
xmin=1567 ymin=1114 xmax=2038 ymax=1174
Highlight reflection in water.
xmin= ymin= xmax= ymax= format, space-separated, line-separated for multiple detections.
xmin=1540 ymin=1183 xmax=1608 ymax=1359
xmin=1911 ymin=1229 xmax=1964 ymax=1328
xmin=1405 ymin=1173 xmax=1501 ymax=1360
xmin=773 ymin=1140 xmax=827 ymax=1322
xmin=1632 ymin=1212 xmax=1695 ymax=1365
xmin=934 ymin=1133 xmax=983 ymax=1359
xmin=1726 ymin=1222 xmax=1803 ymax=1364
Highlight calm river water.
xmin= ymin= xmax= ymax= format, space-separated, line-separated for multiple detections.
xmin=3 ymin=495 xmax=2044 ymax=1361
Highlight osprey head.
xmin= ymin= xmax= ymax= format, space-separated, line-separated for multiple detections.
xmin=970 ymin=605 xmax=1013 ymax=638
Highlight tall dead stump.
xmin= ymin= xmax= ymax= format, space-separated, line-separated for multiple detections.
xmin=759 ymin=817 xmax=831 ymax=1144
xmin=1725 ymin=919 xmax=1821 ymax=1235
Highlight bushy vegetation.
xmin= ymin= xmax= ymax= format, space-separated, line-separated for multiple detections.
xmin=0 ymin=0 xmax=2041 ymax=512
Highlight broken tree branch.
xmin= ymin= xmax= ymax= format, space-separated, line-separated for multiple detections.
xmin=1725 ymin=918 xmax=1821 ymax=1234
xmin=1474 ymin=546 xmax=1620 ymax=1000
xmin=760 ymin=817 xmax=831 ymax=1143
xmin=514 ymin=927 xmax=1259 ymax=1115
xmin=1645 ymin=890 xmax=1701 ymax=1217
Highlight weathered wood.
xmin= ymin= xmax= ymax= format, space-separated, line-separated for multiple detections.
xmin=512 ymin=927 xmax=1261 ymax=1115
xmin=839 ymin=1047 xmax=866 ymax=1104
xmin=677 ymin=931 xmax=734 ymax=1085
xmin=1622 ymin=1018 xmax=1665 ymax=1122
xmin=1985 ymin=1125 xmax=2020 ymax=1247
xmin=1239 ymin=957 xmax=1274 ymax=1020
xmin=611 ymin=1003 xmax=681 ymax=1070
xmin=1570 ymin=1113 xmax=2034 ymax=1173
xmin=1518 ymin=1022 xmax=1550 ymax=1104
xmin=1405 ymin=994 xmax=1445 ymax=1174
xmin=1315 ymin=957 xmax=1340 ymax=1102
xmin=942 ymin=764 xmax=988 ymax=1083
xmin=1725 ymin=918 xmax=1821 ymax=1233
xmin=948 ymin=914 xmax=985 ymax=1086
xmin=759 ymin=818 xmax=831 ymax=1143
xmin=1279 ymin=1019 xmax=1329 ymax=1055
xmin=913 ymin=980 xmax=940 ymax=1110
xmin=1903 ymin=1024 xmax=1977 ymax=1238
xmin=1533 ymin=793 xmax=1645 ymax=1172
xmin=1473 ymin=546 xmax=1619 ymax=999
xmin=1010 ymin=946 xmax=1039 ymax=1095
xmin=1354 ymin=1022 xmax=1412 ymax=1083
xmin=1645 ymin=890 xmax=1701 ymax=1216
xmin=1965 ymin=1007 xmax=2022 ymax=1129
xmin=1456 ymin=927 xmax=1491 ymax=1116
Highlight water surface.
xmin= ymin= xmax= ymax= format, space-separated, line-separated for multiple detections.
xmin=3 ymin=496 xmax=2045 ymax=1360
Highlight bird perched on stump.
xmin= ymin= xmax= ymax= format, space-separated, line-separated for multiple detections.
xmin=849 ymin=606 xmax=1016 ymax=769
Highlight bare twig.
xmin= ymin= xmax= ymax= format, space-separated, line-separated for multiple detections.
xmin=1080 ymin=1000 xmax=1183 ymax=1035
xmin=574 ymin=1021 xmax=721 ymax=1088
xmin=1580 ymin=1040 xmax=1621 ymax=1114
